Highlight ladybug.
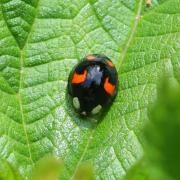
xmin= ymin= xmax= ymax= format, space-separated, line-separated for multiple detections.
xmin=68 ymin=54 xmax=118 ymax=116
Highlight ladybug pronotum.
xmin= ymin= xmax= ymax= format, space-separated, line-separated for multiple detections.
xmin=68 ymin=54 xmax=118 ymax=116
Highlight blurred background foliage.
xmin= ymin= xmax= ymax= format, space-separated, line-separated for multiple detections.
xmin=125 ymin=78 xmax=180 ymax=180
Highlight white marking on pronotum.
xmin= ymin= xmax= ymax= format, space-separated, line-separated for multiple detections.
xmin=81 ymin=111 xmax=87 ymax=116
xmin=91 ymin=105 xmax=102 ymax=115
xmin=73 ymin=97 xmax=80 ymax=109
xmin=97 ymin=66 xmax=100 ymax=71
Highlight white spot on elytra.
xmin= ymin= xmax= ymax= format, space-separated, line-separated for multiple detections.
xmin=91 ymin=105 xmax=102 ymax=115
xmin=73 ymin=97 xmax=80 ymax=109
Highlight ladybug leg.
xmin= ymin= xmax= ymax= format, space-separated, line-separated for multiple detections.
xmin=90 ymin=118 xmax=98 ymax=123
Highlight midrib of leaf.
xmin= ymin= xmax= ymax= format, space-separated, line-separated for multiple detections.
xmin=0 ymin=0 xmax=41 ymax=168
xmin=18 ymin=50 xmax=34 ymax=165
xmin=70 ymin=129 xmax=95 ymax=179
xmin=118 ymin=0 xmax=143 ymax=71
xmin=17 ymin=0 xmax=41 ymax=167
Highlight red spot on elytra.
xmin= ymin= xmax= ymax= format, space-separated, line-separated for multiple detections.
xmin=86 ymin=55 xmax=96 ymax=60
xmin=106 ymin=60 xmax=114 ymax=67
xmin=72 ymin=70 xmax=87 ymax=84
xmin=104 ymin=77 xmax=115 ymax=95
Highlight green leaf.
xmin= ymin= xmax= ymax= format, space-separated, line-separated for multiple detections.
xmin=0 ymin=0 xmax=179 ymax=179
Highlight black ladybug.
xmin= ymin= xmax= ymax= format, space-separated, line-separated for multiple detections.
xmin=68 ymin=54 xmax=118 ymax=116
